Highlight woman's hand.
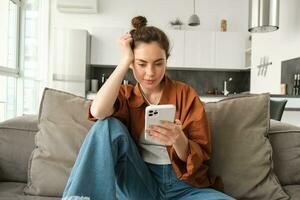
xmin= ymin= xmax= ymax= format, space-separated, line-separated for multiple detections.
xmin=118 ymin=33 xmax=134 ymax=66
xmin=147 ymin=119 xmax=184 ymax=146
xmin=147 ymin=119 xmax=189 ymax=161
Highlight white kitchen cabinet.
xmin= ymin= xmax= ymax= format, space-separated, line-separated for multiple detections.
xmin=215 ymin=32 xmax=246 ymax=68
xmin=90 ymin=27 xmax=247 ymax=69
xmin=184 ymin=31 xmax=215 ymax=68
xmin=165 ymin=30 xmax=185 ymax=67
xmin=91 ymin=27 xmax=125 ymax=65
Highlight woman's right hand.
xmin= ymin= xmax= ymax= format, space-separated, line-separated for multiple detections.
xmin=118 ymin=33 xmax=134 ymax=66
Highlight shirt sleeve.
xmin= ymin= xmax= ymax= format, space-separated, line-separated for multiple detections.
xmin=87 ymin=86 xmax=130 ymax=127
xmin=112 ymin=86 xmax=130 ymax=127
xmin=168 ymin=86 xmax=214 ymax=188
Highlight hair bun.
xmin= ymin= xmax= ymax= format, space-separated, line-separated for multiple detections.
xmin=131 ymin=16 xmax=147 ymax=29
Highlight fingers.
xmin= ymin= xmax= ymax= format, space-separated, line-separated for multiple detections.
xmin=118 ymin=33 xmax=134 ymax=64
xmin=146 ymin=119 xmax=184 ymax=146
xmin=160 ymin=119 xmax=182 ymax=129
xmin=120 ymin=32 xmax=132 ymax=41
xmin=149 ymin=129 xmax=175 ymax=145
xmin=148 ymin=125 xmax=169 ymax=136
xmin=118 ymin=33 xmax=132 ymax=45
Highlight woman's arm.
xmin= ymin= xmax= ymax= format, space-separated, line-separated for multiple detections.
xmin=90 ymin=33 xmax=133 ymax=120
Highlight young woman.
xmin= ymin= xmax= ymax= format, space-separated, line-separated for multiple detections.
xmin=62 ymin=16 xmax=235 ymax=200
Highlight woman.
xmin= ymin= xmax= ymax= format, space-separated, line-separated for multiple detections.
xmin=62 ymin=16 xmax=235 ymax=200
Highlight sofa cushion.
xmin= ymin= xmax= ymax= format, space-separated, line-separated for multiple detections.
xmin=269 ymin=119 xmax=300 ymax=186
xmin=0 ymin=182 xmax=60 ymax=200
xmin=24 ymin=88 xmax=94 ymax=197
xmin=204 ymin=94 xmax=289 ymax=200
xmin=283 ymin=185 xmax=300 ymax=200
xmin=0 ymin=115 xmax=38 ymax=182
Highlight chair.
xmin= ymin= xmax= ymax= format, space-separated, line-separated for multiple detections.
xmin=270 ymin=99 xmax=288 ymax=121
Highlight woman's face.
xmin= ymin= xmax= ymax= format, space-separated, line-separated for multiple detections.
xmin=132 ymin=42 xmax=167 ymax=92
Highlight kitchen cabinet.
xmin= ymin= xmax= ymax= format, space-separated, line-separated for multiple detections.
xmin=165 ymin=30 xmax=185 ymax=67
xmin=91 ymin=27 xmax=125 ymax=65
xmin=184 ymin=31 xmax=215 ymax=68
xmin=166 ymin=30 xmax=246 ymax=69
xmin=215 ymin=32 xmax=246 ymax=68
xmin=90 ymin=27 xmax=247 ymax=69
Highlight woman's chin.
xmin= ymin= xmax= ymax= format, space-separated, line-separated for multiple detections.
xmin=140 ymin=82 xmax=158 ymax=90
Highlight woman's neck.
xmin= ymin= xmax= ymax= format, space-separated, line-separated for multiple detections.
xmin=139 ymin=81 xmax=165 ymax=105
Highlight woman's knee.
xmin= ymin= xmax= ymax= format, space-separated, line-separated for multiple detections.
xmin=89 ymin=117 xmax=130 ymax=140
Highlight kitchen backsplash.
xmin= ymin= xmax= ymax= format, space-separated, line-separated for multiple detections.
xmin=90 ymin=66 xmax=250 ymax=96
xmin=281 ymin=57 xmax=300 ymax=95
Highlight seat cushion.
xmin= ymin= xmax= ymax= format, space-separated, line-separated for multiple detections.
xmin=204 ymin=94 xmax=289 ymax=200
xmin=0 ymin=115 xmax=38 ymax=182
xmin=0 ymin=182 xmax=60 ymax=200
xmin=283 ymin=185 xmax=300 ymax=200
xmin=269 ymin=120 xmax=300 ymax=185
xmin=24 ymin=88 xmax=94 ymax=197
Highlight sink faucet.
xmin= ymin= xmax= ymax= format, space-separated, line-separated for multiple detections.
xmin=224 ymin=77 xmax=232 ymax=96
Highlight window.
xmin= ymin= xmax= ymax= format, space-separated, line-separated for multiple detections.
xmin=21 ymin=0 xmax=49 ymax=115
xmin=0 ymin=76 xmax=17 ymax=121
xmin=0 ymin=0 xmax=49 ymax=121
xmin=0 ymin=0 xmax=20 ymax=121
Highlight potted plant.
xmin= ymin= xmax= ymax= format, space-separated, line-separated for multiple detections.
xmin=169 ymin=18 xmax=184 ymax=30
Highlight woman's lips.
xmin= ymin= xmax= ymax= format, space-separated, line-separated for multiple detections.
xmin=144 ymin=80 xmax=155 ymax=85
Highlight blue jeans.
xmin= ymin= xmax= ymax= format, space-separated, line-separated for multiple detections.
xmin=62 ymin=117 xmax=235 ymax=200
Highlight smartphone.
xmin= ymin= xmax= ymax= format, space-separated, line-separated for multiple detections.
xmin=145 ymin=104 xmax=176 ymax=144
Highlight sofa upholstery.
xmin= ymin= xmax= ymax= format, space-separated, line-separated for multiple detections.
xmin=0 ymin=115 xmax=60 ymax=199
xmin=1 ymin=93 xmax=300 ymax=199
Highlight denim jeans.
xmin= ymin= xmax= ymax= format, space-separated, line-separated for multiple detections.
xmin=62 ymin=117 xmax=235 ymax=200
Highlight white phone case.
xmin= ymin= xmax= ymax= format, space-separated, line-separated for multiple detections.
xmin=145 ymin=104 xmax=176 ymax=144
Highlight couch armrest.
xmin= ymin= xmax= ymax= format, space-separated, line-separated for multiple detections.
xmin=269 ymin=119 xmax=300 ymax=186
xmin=0 ymin=115 xmax=38 ymax=182
xmin=0 ymin=115 xmax=38 ymax=131
xmin=269 ymin=119 xmax=300 ymax=133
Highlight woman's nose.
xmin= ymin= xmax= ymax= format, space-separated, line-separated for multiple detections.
xmin=145 ymin=66 xmax=155 ymax=76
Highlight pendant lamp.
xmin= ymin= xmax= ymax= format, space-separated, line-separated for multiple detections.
xmin=248 ymin=0 xmax=280 ymax=33
xmin=188 ymin=0 xmax=200 ymax=26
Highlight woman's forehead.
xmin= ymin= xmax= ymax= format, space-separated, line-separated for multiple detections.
xmin=134 ymin=42 xmax=166 ymax=60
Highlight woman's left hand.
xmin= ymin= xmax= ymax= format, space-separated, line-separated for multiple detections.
xmin=147 ymin=119 xmax=186 ymax=146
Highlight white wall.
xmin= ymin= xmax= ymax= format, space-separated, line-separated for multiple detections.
xmin=48 ymin=0 xmax=249 ymax=89
xmin=282 ymin=111 xmax=300 ymax=127
xmin=49 ymin=0 xmax=249 ymax=83
xmin=250 ymin=0 xmax=300 ymax=126
xmin=250 ymin=0 xmax=300 ymax=94
xmin=50 ymin=0 xmax=248 ymax=32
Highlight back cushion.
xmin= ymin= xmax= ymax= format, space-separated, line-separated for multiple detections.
xmin=204 ymin=94 xmax=289 ymax=200
xmin=269 ymin=119 xmax=300 ymax=185
xmin=0 ymin=115 xmax=38 ymax=182
xmin=24 ymin=88 xmax=94 ymax=197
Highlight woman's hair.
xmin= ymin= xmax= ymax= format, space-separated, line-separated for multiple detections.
xmin=130 ymin=16 xmax=170 ymax=59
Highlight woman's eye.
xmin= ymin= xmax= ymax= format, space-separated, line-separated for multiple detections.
xmin=155 ymin=63 xmax=163 ymax=66
xmin=138 ymin=63 xmax=146 ymax=67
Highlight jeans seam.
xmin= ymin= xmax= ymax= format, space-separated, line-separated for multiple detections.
xmin=126 ymin=152 xmax=158 ymax=200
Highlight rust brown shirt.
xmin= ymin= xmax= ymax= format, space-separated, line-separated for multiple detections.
xmin=89 ymin=75 xmax=221 ymax=190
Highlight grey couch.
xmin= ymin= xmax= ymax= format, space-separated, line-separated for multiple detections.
xmin=1 ymin=114 xmax=300 ymax=199
xmin=0 ymin=115 xmax=60 ymax=200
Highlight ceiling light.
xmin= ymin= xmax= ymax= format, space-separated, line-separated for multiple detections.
xmin=188 ymin=0 xmax=200 ymax=26
xmin=248 ymin=0 xmax=280 ymax=33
